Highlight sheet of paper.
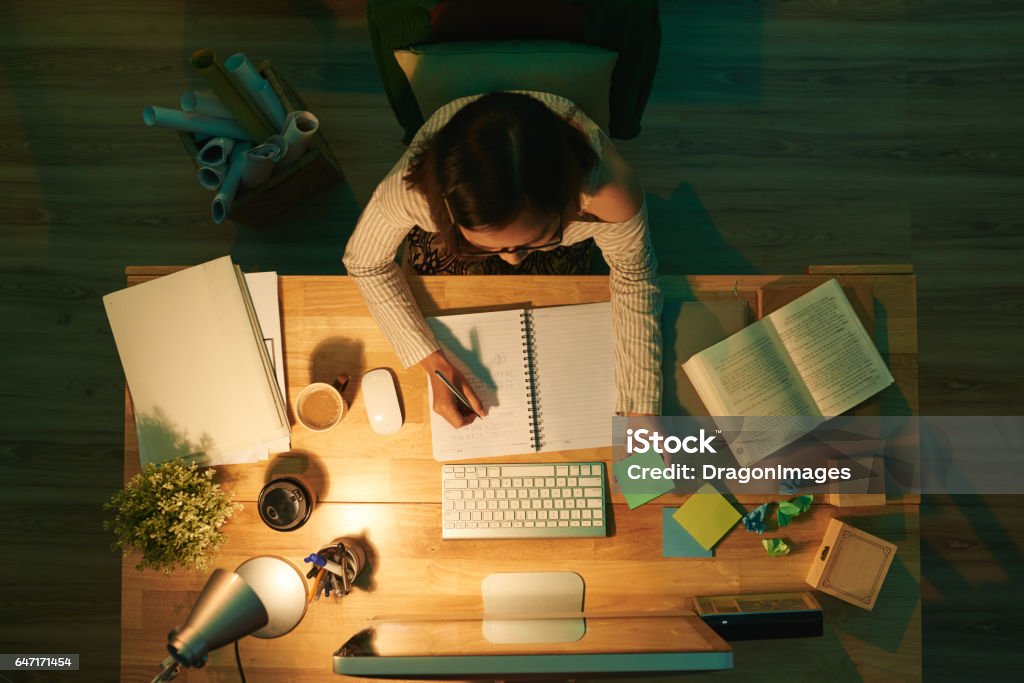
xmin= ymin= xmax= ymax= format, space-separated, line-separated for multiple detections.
xmin=671 ymin=483 xmax=742 ymax=551
xmin=427 ymin=309 xmax=534 ymax=461
xmin=662 ymin=508 xmax=714 ymax=558
xmin=243 ymin=271 xmax=286 ymax=401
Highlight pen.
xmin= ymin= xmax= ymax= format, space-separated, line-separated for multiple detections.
xmin=305 ymin=552 xmax=347 ymax=579
xmin=434 ymin=370 xmax=480 ymax=417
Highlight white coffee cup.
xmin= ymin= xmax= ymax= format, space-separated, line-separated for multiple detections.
xmin=295 ymin=382 xmax=347 ymax=431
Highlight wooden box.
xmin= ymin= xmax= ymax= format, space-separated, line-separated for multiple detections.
xmin=694 ymin=591 xmax=823 ymax=641
xmin=828 ymin=491 xmax=888 ymax=508
xmin=178 ymin=62 xmax=344 ymax=226
xmin=806 ymin=519 xmax=896 ymax=610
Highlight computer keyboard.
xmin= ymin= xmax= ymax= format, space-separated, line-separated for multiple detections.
xmin=441 ymin=462 xmax=608 ymax=539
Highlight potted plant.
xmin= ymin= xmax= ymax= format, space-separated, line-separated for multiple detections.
xmin=104 ymin=458 xmax=243 ymax=574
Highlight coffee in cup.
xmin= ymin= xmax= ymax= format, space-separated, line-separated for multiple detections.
xmin=296 ymin=382 xmax=346 ymax=431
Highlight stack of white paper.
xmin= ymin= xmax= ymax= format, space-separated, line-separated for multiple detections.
xmin=104 ymin=256 xmax=290 ymax=467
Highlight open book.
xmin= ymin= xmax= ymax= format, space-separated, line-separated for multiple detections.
xmin=682 ymin=279 xmax=893 ymax=466
xmin=104 ymin=256 xmax=290 ymax=466
xmin=426 ymin=302 xmax=615 ymax=461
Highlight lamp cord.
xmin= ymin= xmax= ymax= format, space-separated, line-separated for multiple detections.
xmin=234 ymin=640 xmax=247 ymax=683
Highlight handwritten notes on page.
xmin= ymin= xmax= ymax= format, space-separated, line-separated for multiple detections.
xmin=426 ymin=302 xmax=615 ymax=462
xmin=427 ymin=309 xmax=534 ymax=461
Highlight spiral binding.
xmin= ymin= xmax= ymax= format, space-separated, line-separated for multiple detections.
xmin=521 ymin=309 xmax=543 ymax=451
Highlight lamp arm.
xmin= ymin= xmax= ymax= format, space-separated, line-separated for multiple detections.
xmin=150 ymin=656 xmax=181 ymax=683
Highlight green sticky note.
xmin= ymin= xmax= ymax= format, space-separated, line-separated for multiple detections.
xmin=763 ymin=538 xmax=791 ymax=557
xmin=671 ymin=483 xmax=741 ymax=551
xmin=613 ymin=449 xmax=675 ymax=509
xmin=662 ymin=508 xmax=713 ymax=558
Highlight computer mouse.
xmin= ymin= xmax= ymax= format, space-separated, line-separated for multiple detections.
xmin=361 ymin=368 xmax=403 ymax=435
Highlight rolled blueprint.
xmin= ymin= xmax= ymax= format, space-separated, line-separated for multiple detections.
xmin=279 ymin=111 xmax=319 ymax=166
xmin=224 ymin=53 xmax=288 ymax=131
xmin=143 ymin=106 xmax=248 ymax=140
xmin=197 ymin=137 xmax=235 ymax=168
xmin=212 ymin=141 xmax=253 ymax=224
xmin=189 ymin=48 xmax=273 ymax=142
xmin=239 ymin=134 xmax=287 ymax=190
xmin=257 ymin=80 xmax=288 ymax=131
xmin=180 ymin=90 xmax=234 ymax=120
xmin=197 ymin=165 xmax=224 ymax=191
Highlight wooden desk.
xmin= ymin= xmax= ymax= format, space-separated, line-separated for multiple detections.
xmin=120 ymin=273 xmax=920 ymax=682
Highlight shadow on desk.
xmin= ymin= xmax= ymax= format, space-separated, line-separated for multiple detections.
xmin=265 ymin=450 xmax=332 ymax=506
xmin=311 ymin=336 xmax=366 ymax=401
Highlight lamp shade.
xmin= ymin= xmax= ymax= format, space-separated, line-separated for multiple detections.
xmin=235 ymin=556 xmax=308 ymax=638
xmin=167 ymin=569 xmax=268 ymax=668
xmin=166 ymin=556 xmax=307 ymax=669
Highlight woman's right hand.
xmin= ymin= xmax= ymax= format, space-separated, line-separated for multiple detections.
xmin=419 ymin=350 xmax=487 ymax=428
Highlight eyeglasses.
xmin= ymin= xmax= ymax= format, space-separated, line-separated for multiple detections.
xmin=444 ymin=195 xmax=564 ymax=257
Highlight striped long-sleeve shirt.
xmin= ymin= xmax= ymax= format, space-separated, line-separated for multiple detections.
xmin=343 ymin=91 xmax=662 ymax=414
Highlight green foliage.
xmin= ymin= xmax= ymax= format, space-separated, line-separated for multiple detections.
xmin=103 ymin=459 xmax=242 ymax=575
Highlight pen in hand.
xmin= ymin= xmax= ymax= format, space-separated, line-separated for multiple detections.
xmin=434 ymin=370 xmax=482 ymax=418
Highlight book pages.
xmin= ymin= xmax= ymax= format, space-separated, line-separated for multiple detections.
xmin=766 ymin=279 xmax=893 ymax=417
xmin=683 ymin=320 xmax=817 ymax=418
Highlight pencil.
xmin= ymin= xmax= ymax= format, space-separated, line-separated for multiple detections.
xmin=308 ymin=567 xmax=325 ymax=604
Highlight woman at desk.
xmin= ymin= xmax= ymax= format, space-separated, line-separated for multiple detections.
xmin=343 ymin=91 xmax=661 ymax=427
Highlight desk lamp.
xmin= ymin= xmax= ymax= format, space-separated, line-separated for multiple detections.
xmin=150 ymin=556 xmax=307 ymax=682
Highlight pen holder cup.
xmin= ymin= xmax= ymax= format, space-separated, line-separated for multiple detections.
xmin=331 ymin=537 xmax=368 ymax=586
xmin=308 ymin=537 xmax=368 ymax=598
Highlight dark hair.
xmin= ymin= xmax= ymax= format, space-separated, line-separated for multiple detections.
xmin=404 ymin=93 xmax=599 ymax=244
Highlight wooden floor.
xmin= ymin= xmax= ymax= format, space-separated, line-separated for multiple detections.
xmin=0 ymin=0 xmax=1021 ymax=680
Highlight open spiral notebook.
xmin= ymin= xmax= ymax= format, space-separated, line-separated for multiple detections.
xmin=426 ymin=302 xmax=615 ymax=462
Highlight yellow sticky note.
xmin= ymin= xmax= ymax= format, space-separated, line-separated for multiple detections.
xmin=672 ymin=483 xmax=742 ymax=551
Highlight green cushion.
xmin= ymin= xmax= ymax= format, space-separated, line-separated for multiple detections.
xmin=394 ymin=40 xmax=617 ymax=131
